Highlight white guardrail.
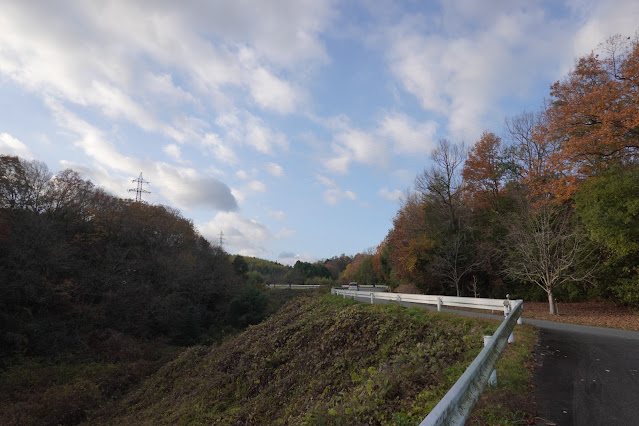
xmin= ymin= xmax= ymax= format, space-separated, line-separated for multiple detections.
xmin=266 ymin=284 xmax=323 ymax=289
xmin=331 ymin=288 xmax=524 ymax=426
xmin=266 ymin=284 xmax=390 ymax=290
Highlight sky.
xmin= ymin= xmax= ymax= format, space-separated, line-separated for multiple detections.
xmin=1 ymin=0 xmax=638 ymax=265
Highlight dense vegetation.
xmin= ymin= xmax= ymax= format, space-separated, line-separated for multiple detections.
xmin=237 ymin=255 xmax=348 ymax=286
xmin=0 ymin=155 xmax=252 ymax=360
xmin=0 ymin=156 xmax=310 ymax=424
xmin=86 ymin=295 xmax=519 ymax=425
xmin=342 ymin=35 xmax=639 ymax=314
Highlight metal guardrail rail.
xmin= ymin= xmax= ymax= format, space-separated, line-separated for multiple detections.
xmin=266 ymin=284 xmax=323 ymax=289
xmin=266 ymin=284 xmax=390 ymax=290
xmin=331 ymin=288 xmax=524 ymax=425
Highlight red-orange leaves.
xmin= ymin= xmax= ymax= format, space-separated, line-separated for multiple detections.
xmin=545 ymin=35 xmax=639 ymax=201
xmin=462 ymin=131 xmax=503 ymax=209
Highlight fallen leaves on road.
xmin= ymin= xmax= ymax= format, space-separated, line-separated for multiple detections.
xmin=522 ymin=301 xmax=639 ymax=332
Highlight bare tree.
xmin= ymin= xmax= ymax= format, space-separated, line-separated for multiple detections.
xmin=468 ymin=275 xmax=480 ymax=298
xmin=415 ymin=139 xmax=466 ymax=232
xmin=502 ymin=205 xmax=596 ymax=314
xmin=414 ymin=139 xmax=478 ymax=296
xmin=431 ymin=232 xmax=482 ymax=297
xmin=0 ymin=156 xmax=52 ymax=211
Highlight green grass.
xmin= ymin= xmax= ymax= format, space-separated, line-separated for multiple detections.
xmin=466 ymin=324 xmax=539 ymax=425
xmin=87 ymin=294 xmax=506 ymax=425
xmin=0 ymin=294 xmax=537 ymax=425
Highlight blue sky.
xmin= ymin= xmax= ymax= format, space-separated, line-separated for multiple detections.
xmin=1 ymin=0 xmax=638 ymax=265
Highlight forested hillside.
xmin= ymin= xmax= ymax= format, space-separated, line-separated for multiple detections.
xmin=0 ymin=155 xmax=311 ymax=424
xmin=342 ymin=35 xmax=639 ymax=314
xmin=0 ymin=155 xmax=253 ymax=359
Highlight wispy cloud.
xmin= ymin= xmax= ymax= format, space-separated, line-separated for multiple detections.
xmin=379 ymin=187 xmax=403 ymax=202
xmin=47 ymin=99 xmax=237 ymax=212
xmin=316 ymin=174 xmax=357 ymax=205
xmin=265 ymin=162 xmax=284 ymax=177
xmin=199 ymin=211 xmax=291 ymax=258
xmin=0 ymin=133 xmax=33 ymax=159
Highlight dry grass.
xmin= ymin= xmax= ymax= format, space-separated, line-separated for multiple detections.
xmin=523 ymin=300 xmax=639 ymax=332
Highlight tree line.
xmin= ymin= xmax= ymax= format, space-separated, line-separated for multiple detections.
xmin=344 ymin=35 xmax=639 ymax=314
xmin=0 ymin=156 xmax=275 ymax=361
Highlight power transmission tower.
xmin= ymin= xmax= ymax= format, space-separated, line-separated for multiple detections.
xmin=128 ymin=172 xmax=151 ymax=202
xmin=218 ymin=231 xmax=224 ymax=247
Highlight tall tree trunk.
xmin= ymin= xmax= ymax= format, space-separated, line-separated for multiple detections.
xmin=548 ymin=290 xmax=557 ymax=315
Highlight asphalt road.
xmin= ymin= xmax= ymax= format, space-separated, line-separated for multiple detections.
xmin=530 ymin=321 xmax=639 ymax=426
xmin=354 ymin=295 xmax=639 ymax=425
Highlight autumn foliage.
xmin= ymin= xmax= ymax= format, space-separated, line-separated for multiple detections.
xmin=544 ymin=35 xmax=639 ymax=201
xmin=368 ymin=34 xmax=639 ymax=310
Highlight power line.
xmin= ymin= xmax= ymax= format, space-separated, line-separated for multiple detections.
xmin=128 ymin=172 xmax=151 ymax=202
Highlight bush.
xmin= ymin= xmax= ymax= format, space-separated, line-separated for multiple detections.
xmin=225 ymin=284 xmax=268 ymax=328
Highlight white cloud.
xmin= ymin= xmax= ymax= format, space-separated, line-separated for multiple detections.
xmin=385 ymin=2 xmax=573 ymax=140
xmin=48 ymin=100 xmax=237 ymax=212
xmin=316 ymin=174 xmax=337 ymax=187
xmin=245 ymin=115 xmax=289 ymax=154
xmin=163 ymin=144 xmax=182 ymax=161
xmin=326 ymin=126 xmax=388 ymax=174
xmin=336 ymin=128 xmax=387 ymax=167
xmin=199 ymin=211 xmax=286 ymax=257
xmin=248 ymin=180 xmax=267 ymax=192
xmin=379 ymin=113 xmax=438 ymax=154
xmin=570 ymin=0 xmax=639 ymax=58
xmin=0 ymin=0 xmax=331 ymax=155
xmin=144 ymin=72 xmax=196 ymax=105
xmin=323 ymin=188 xmax=357 ymax=205
xmin=248 ymin=67 xmax=304 ymax=114
xmin=379 ymin=187 xmax=403 ymax=202
xmin=324 ymin=114 xmax=436 ymax=174
xmin=316 ymin=173 xmax=357 ymax=205
xmin=216 ymin=111 xmax=288 ymax=155
xmin=202 ymin=133 xmax=238 ymax=164
xmin=265 ymin=162 xmax=284 ymax=176
xmin=0 ymin=133 xmax=33 ymax=159
xmin=277 ymin=252 xmax=316 ymax=267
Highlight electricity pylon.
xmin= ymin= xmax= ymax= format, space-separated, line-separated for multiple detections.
xmin=128 ymin=172 xmax=151 ymax=202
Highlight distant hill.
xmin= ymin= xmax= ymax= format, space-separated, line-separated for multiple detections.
xmin=89 ymin=294 xmax=500 ymax=424
xmin=242 ymin=255 xmax=291 ymax=275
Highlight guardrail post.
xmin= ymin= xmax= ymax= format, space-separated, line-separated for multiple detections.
xmin=483 ymin=335 xmax=498 ymax=386
xmin=370 ymin=292 xmax=374 ymax=304
xmin=503 ymin=296 xmax=511 ymax=317
xmin=437 ymin=296 xmax=443 ymax=312
xmin=513 ymin=301 xmax=523 ymax=324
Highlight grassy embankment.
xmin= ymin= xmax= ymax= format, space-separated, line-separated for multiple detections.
xmin=0 ymin=292 xmax=537 ymax=425
xmin=88 ymin=293 xmax=536 ymax=425
xmin=0 ymin=288 xmax=303 ymax=426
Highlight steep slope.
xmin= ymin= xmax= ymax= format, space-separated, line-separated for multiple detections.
xmin=92 ymin=295 xmax=499 ymax=425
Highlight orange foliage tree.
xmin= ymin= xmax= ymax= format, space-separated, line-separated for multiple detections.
xmin=544 ymin=35 xmax=639 ymax=201
xmin=462 ymin=131 xmax=504 ymax=209
xmin=385 ymin=193 xmax=436 ymax=290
